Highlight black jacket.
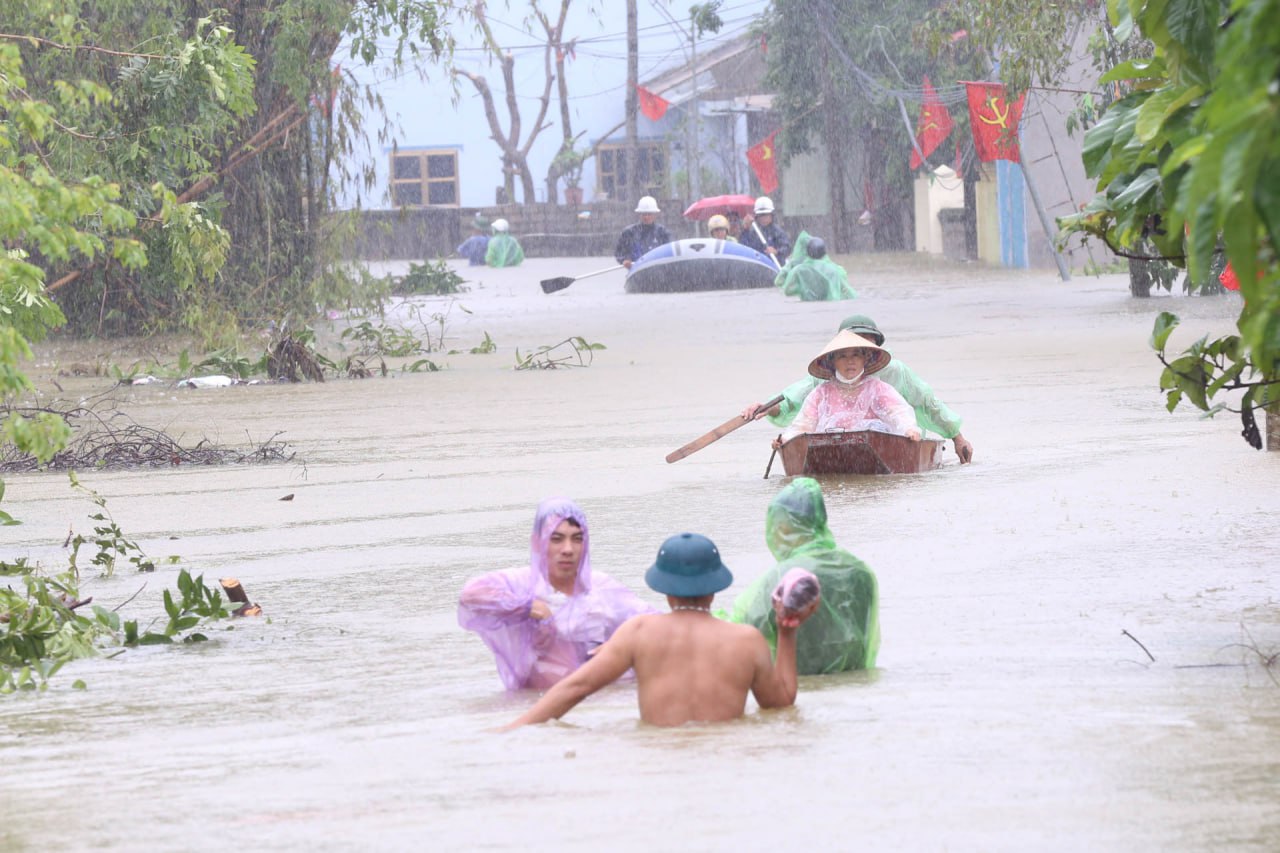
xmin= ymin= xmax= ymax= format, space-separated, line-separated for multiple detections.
xmin=615 ymin=222 xmax=672 ymax=263
xmin=740 ymin=220 xmax=792 ymax=264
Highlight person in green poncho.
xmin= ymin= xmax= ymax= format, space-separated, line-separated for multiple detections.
xmin=774 ymin=232 xmax=857 ymax=302
xmin=484 ymin=218 xmax=524 ymax=267
xmin=742 ymin=314 xmax=975 ymax=463
xmin=729 ymin=477 xmax=878 ymax=674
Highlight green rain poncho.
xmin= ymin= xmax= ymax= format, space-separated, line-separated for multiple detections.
xmin=729 ymin=477 xmax=879 ymax=674
xmin=485 ymin=233 xmax=525 ymax=267
xmin=765 ymin=353 xmax=963 ymax=438
xmin=773 ymin=232 xmax=857 ymax=302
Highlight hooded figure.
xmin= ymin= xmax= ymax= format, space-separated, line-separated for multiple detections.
xmin=774 ymin=231 xmax=857 ymax=302
xmin=729 ymin=478 xmax=879 ymax=673
xmin=458 ymin=498 xmax=657 ymax=690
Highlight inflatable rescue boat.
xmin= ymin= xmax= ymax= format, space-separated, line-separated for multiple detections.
xmin=624 ymin=238 xmax=778 ymax=294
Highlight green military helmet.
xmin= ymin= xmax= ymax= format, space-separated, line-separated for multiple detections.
xmin=838 ymin=314 xmax=885 ymax=346
xmin=645 ymin=532 xmax=734 ymax=597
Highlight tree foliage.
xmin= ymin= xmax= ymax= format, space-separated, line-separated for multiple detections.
xmin=1060 ymin=0 xmax=1280 ymax=448
xmin=1 ymin=1 xmax=455 ymax=520
xmin=761 ymin=0 xmax=984 ymax=250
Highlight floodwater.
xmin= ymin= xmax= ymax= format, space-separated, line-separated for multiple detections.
xmin=2 ymin=254 xmax=1277 ymax=851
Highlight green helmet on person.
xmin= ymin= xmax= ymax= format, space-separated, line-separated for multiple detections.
xmin=838 ymin=314 xmax=884 ymax=346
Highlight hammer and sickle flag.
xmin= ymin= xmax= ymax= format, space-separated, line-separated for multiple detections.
xmin=746 ymin=130 xmax=780 ymax=195
xmin=963 ymin=81 xmax=1026 ymax=163
xmin=637 ymin=85 xmax=670 ymax=121
xmin=910 ymin=76 xmax=954 ymax=169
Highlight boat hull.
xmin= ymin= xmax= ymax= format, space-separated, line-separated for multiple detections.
xmin=779 ymin=431 xmax=944 ymax=476
xmin=625 ymin=238 xmax=777 ymax=293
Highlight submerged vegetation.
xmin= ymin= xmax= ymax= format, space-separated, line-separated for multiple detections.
xmin=1 ymin=474 xmax=240 ymax=692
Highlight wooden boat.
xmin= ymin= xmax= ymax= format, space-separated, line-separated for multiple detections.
xmin=625 ymin=238 xmax=777 ymax=293
xmin=779 ymin=431 xmax=944 ymax=476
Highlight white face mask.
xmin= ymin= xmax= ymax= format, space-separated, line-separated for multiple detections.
xmin=834 ymin=368 xmax=864 ymax=385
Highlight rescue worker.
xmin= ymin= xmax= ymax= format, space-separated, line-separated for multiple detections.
xmin=614 ymin=196 xmax=672 ymax=269
xmin=739 ymin=196 xmax=792 ymax=265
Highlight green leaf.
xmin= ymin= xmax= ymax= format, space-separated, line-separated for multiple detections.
xmin=1150 ymin=312 xmax=1181 ymax=351
xmin=1111 ymin=168 xmax=1160 ymax=209
xmin=1134 ymin=85 xmax=1202 ymax=143
xmin=1098 ymin=57 xmax=1166 ymax=85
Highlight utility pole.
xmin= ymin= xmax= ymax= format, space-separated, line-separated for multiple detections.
xmin=688 ymin=14 xmax=700 ymax=199
xmin=624 ymin=0 xmax=638 ymax=203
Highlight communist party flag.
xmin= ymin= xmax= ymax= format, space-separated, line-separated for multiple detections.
xmin=909 ymin=76 xmax=954 ymax=169
xmin=964 ymin=82 xmax=1026 ymax=163
xmin=637 ymin=86 xmax=670 ymax=121
xmin=746 ymin=131 xmax=779 ymax=194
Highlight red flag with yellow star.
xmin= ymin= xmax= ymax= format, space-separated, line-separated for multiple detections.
xmin=910 ymin=77 xmax=954 ymax=169
xmin=637 ymin=86 xmax=670 ymax=121
xmin=746 ymin=131 xmax=779 ymax=194
xmin=964 ymin=82 xmax=1026 ymax=163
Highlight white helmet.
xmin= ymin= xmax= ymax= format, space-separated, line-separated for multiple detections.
xmin=754 ymin=196 xmax=775 ymax=215
xmin=492 ymin=218 xmax=509 ymax=232
xmin=635 ymin=196 xmax=661 ymax=214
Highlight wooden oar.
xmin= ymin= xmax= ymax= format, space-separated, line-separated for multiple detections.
xmin=540 ymin=264 xmax=624 ymax=294
xmin=665 ymin=394 xmax=784 ymax=464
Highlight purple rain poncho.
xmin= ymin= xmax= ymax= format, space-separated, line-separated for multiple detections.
xmin=457 ymin=497 xmax=658 ymax=690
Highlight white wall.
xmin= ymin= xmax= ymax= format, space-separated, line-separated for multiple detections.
xmin=913 ymin=166 xmax=965 ymax=254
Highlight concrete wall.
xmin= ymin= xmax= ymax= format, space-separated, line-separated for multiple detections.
xmin=349 ymin=199 xmax=705 ymax=260
xmin=1015 ymin=27 xmax=1115 ymax=271
xmin=914 ymin=167 xmax=965 ymax=254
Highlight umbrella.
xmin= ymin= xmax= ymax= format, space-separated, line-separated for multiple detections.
xmin=682 ymin=194 xmax=757 ymax=221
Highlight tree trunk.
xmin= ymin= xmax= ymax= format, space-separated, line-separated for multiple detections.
xmin=1267 ymin=402 xmax=1279 ymax=451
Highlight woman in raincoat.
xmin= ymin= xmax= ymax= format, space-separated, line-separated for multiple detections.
xmin=729 ymin=478 xmax=879 ymax=673
xmin=457 ymin=497 xmax=656 ymax=690
xmin=773 ymin=330 xmax=921 ymax=449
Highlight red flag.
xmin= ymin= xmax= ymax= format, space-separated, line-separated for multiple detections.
xmin=637 ymin=86 xmax=670 ymax=121
xmin=964 ymin=82 xmax=1026 ymax=163
xmin=746 ymin=131 xmax=779 ymax=194
xmin=910 ymin=76 xmax=954 ymax=169
xmin=1219 ymin=262 xmax=1240 ymax=291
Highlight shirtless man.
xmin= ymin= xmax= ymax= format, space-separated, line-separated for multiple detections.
xmin=503 ymin=532 xmax=819 ymax=729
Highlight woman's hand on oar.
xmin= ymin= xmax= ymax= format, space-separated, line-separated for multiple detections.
xmin=741 ymin=400 xmax=781 ymax=421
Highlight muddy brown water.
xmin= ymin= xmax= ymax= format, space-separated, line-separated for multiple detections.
xmin=2 ymin=255 xmax=1277 ymax=851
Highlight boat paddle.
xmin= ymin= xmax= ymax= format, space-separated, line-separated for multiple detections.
xmin=540 ymin=264 xmax=624 ymax=294
xmin=751 ymin=221 xmax=782 ymax=269
xmin=665 ymin=395 xmax=785 ymax=464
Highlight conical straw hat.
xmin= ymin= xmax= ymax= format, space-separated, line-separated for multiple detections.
xmin=807 ymin=330 xmax=892 ymax=380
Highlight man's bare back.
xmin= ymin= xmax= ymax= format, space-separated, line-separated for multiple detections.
xmin=502 ymin=533 xmax=818 ymax=731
